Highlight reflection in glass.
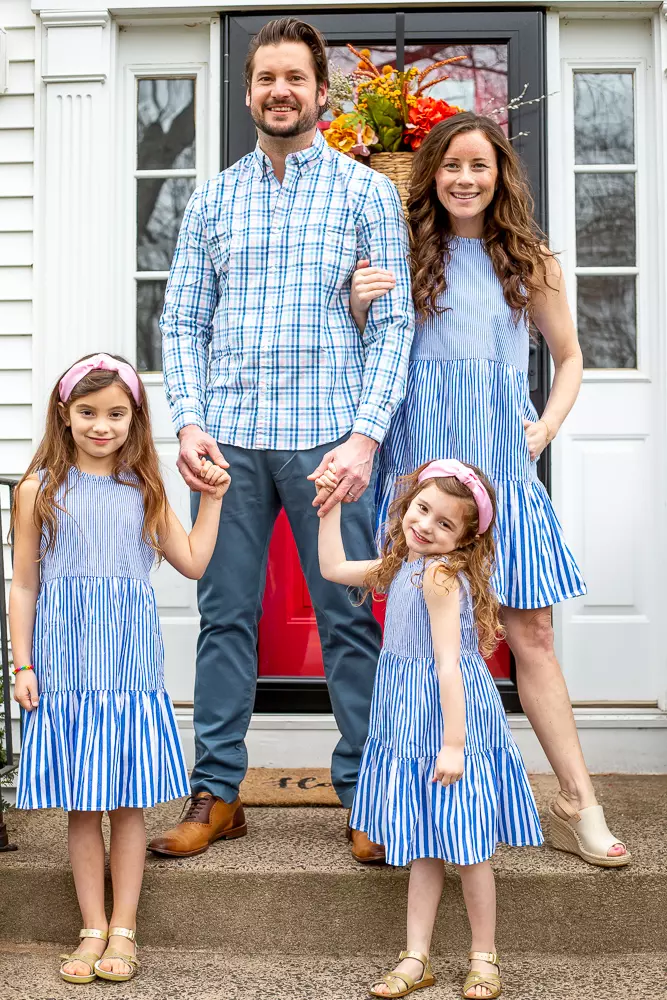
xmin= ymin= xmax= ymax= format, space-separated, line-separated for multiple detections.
xmin=405 ymin=44 xmax=508 ymax=129
xmin=577 ymin=275 xmax=636 ymax=369
xmin=575 ymin=173 xmax=636 ymax=267
xmin=137 ymin=78 xmax=195 ymax=170
xmin=137 ymin=281 xmax=166 ymax=373
xmin=574 ymin=73 xmax=634 ymax=165
xmin=137 ymin=177 xmax=196 ymax=272
xmin=325 ymin=45 xmax=508 ymax=129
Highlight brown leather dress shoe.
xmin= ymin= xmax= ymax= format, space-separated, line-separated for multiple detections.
xmin=148 ymin=792 xmax=247 ymax=857
xmin=347 ymin=819 xmax=386 ymax=865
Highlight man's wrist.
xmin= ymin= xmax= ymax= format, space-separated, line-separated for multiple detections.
xmin=178 ymin=423 xmax=204 ymax=440
xmin=349 ymin=432 xmax=378 ymax=453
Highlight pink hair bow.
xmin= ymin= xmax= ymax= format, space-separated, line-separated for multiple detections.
xmin=417 ymin=459 xmax=493 ymax=533
xmin=59 ymin=353 xmax=142 ymax=407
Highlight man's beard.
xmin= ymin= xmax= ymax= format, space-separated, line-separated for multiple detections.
xmin=251 ymin=100 xmax=321 ymax=139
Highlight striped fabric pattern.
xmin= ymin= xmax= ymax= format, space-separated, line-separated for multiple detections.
xmin=350 ymin=560 xmax=543 ymax=866
xmin=161 ymin=128 xmax=415 ymax=450
xmin=16 ymin=469 xmax=189 ymax=811
xmin=377 ymin=237 xmax=586 ymax=609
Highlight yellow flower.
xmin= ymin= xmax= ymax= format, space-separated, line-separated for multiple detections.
xmin=382 ymin=65 xmax=393 ymax=75
xmin=360 ymin=48 xmax=371 ymax=58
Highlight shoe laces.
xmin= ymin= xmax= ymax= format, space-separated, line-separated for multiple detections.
xmin=179 ymin=794 xmax=211 ymax=823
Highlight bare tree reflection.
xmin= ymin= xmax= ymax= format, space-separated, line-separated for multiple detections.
xmin=578 ymin=276 xmax=636 ymax=369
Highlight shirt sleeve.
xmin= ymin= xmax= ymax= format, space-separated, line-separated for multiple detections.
xmin=353 ymin=176 xmax=415 ymax=444
xmin=160 ymin=184 xmax=219 ymax=435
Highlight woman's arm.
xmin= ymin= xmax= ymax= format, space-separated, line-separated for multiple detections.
xmin=526 ymin=252 xmax=584 ymax=461
xmin=318 ymin=502 xmax=380 ymax=587
xmin=9 ymin=477 xmax=42 ymax=710
xmin=159 ymin=461 xmax=230 ymax=580
xmin=423 ymin=563 xmax=465 ymax=785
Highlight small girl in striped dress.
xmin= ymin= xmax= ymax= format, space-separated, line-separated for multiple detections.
xmin=10 ymin=353 xmax=230 ymax=985
xmin=317 ymin=458 xmax=542 ymax=999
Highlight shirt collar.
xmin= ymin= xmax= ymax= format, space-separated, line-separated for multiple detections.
xmin=252 ymin=127 xmax=328 ymax=177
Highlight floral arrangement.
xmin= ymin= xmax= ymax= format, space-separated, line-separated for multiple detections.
xmin=321 ymin=45 xmax=465 ymax=157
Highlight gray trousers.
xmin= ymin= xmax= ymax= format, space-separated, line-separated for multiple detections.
xmin=189 ymin=436 xmax=382 ymax=807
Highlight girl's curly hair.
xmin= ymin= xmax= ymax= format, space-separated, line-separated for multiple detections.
xmin=10 ymin=353 xmax=168 ymax=559
xmin=407 ymin=112 xmax=553 ymax=324
xmin=363 ymin=461 xmax=504 ymax=657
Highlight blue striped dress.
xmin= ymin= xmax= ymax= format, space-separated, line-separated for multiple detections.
xmin=16 ymin=468 xmax=189 ymax=811
xmin=349 ymin=560 xmax=543 ymax=866
xmin=377 ymin=237 xmax=586 ymax=608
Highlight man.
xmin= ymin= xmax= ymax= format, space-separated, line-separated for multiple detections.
xmin=149 ymin=17 xmax=413 ymax=863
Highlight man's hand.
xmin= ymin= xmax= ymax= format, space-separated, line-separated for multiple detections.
xmin=178 ymin=424 xmax=229 ymax=494
xmin=308 ymin=433 xmax=377 ymax=517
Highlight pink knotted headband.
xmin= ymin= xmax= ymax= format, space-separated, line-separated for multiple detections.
xmin=59 ymin=354 xmax=142 ymax=407
xmin=417 ymin=459 xmax=493 ymax=534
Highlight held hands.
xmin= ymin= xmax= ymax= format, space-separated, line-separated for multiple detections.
xmin=523 ymin=418 xmax=552 ymax=462
xmin=14 ymin=670 xmax=39 ymax=712
xmin=199 ymin=459 xmax=231 ymax=501
xmin=433 ymin=744 xmax=464 ymax=787
xmin=178 ymin=425 xmax=229 ymax=494
xmin=351 ymin=259 xmax=396 ymax=322
xmin=308 ymin=434 xmax=377 ymax=517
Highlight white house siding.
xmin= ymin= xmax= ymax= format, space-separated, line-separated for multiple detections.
xmin=0 ymin=0 xmax=35 ymax=631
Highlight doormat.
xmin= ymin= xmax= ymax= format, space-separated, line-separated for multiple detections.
xmin=239 ymin=768 xmax=341 ymax=806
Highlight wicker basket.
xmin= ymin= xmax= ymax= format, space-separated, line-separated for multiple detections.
xmin=369 ymin=151 xmax=414 ymax=211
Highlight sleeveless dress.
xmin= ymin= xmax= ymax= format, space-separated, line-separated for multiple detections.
xmin=350 ymin=560 xmax=543 ymax=866
xmin=16 ymin=469 xmax=189 ymax=811
xmin=377 ymin=237 xmax=586 ymax=609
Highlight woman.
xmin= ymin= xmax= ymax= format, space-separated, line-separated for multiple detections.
xmin=347 ymin=112 xmax=628 ymax=867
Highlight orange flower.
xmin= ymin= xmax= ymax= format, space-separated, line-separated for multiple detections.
xmin=404 ymin=97 xmax=462 ymax=150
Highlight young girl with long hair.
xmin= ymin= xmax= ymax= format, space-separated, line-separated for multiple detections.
xmin=346 ymin=112 xmax=629 ymax=867
xmin=317 ymin=459 xmax=542 ymax=999
xmin=10 ymin=353 xmax=230 ymax=984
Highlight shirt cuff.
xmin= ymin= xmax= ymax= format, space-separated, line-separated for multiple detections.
xmin=170 ymin=403 xmax=206 ymax=436
xmin=352 ymin=406 xmax=391 ymax=446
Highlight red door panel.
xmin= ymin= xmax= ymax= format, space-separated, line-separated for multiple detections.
xmin=258 ymin=512 xmax=510 ymax=679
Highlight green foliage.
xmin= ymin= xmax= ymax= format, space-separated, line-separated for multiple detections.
xmin=364 ymin=94 xmax=404 ymax=153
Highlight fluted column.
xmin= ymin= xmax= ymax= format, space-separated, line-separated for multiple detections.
xmin=36 ymin=10 xmax=114 ymax=414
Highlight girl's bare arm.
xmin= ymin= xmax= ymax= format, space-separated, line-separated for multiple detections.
xmin=423 ymin=563 xmax=465 ymax=751
xmin=159 ymin=462 xmax=230 ymax=580
xmin=9 ymin=477 xmax=42 ymax=709
xmin=318 ymin=502 xmax=380 ymax=587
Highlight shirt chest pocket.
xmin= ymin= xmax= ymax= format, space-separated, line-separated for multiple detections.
xmin=289 ymin=223 xmax=358 ymax=285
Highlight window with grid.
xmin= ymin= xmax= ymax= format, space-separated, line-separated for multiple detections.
xmin=135 ymin=78 xmax=197 ymax=373
xmin=573 ymin=71 xmax=637 ymax=369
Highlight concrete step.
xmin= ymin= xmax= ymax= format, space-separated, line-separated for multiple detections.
xmin=1 ymin=776 xmax=664 ymax=955
xmin=0 ymin=943 xmax=658 ymax=1000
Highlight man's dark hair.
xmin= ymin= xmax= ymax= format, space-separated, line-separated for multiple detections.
xmin=244 ymin=17 xmax=329 ymax=91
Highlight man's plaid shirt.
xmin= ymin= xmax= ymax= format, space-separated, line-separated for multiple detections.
xmin=161 ymin=128 xmax=414 ymax=451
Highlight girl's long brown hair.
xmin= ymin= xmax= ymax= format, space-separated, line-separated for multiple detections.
xmin=364 ymin=462 xmax=504 ymax=657
xmin=407 ymin=112 xmax=552 ymax=323
xmin=11 ymin=354 xmax=168 ymax=557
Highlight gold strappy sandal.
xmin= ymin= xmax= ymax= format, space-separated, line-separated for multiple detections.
xmin=462 ymin=951 xmax=501 ymax=999
xmin=94 ymin=926 xmax=140 ymax=982
xmin=59 ymin=928 xmax=108 ymax=984
xmin=368 ymin=950 xmax=436 ymax=997
xmin=548 ymin=797 xmax=630 ymax=867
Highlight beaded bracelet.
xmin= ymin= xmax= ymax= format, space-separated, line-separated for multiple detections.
xmin=12 ymin=664 xmax=34 ymax=675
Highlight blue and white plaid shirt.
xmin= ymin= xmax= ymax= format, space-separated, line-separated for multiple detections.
xmin=161 ymin=128 xmax=414 ymax=451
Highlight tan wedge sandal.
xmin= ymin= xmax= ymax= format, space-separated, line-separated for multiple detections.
xmin=59 ymin=928 xmax=108 ymax=984
xmin=94 ymin=926 xmax=140 ymax=982
xmin=368 ymin=950 xmax=436 ymax=997
xmin=548 ymin=798 xmax=631 ymax=868
xmin=462 ymin=951 xmax=501 ymax=999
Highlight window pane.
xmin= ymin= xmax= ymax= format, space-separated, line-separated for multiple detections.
xmin=137 ymin=280 xmax=166 ymax=373
xmin=577 ymin=275 xmax=636 ymax=369
xmin=137 ymin=78 xmax=195 ymax=169
xmin=574 ymin=73 xmax=634 ymax=165
xmin=324 ymin=45 xmax=397 ymax=119
xmin=405 ymin=44 xmax=508 ymax=128
xmin=137 ymin=177 xmax=195 ymax=272
xmin=575 ymin=173 xmax=636 ymax=266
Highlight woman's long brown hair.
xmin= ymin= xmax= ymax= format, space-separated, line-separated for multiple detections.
xmin=11 ymin=354 xmax=168 ymax=557
xmin=407 ymin=112 xmax=552 ymax=323
xmin=363 ymin=462 xmax=504 ymax=657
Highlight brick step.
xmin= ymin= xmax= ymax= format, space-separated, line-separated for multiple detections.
xmin=1 ymin=776 xmax=663 ymax=955
xmin=0 ymin=943 xmax=658 ymax=1000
